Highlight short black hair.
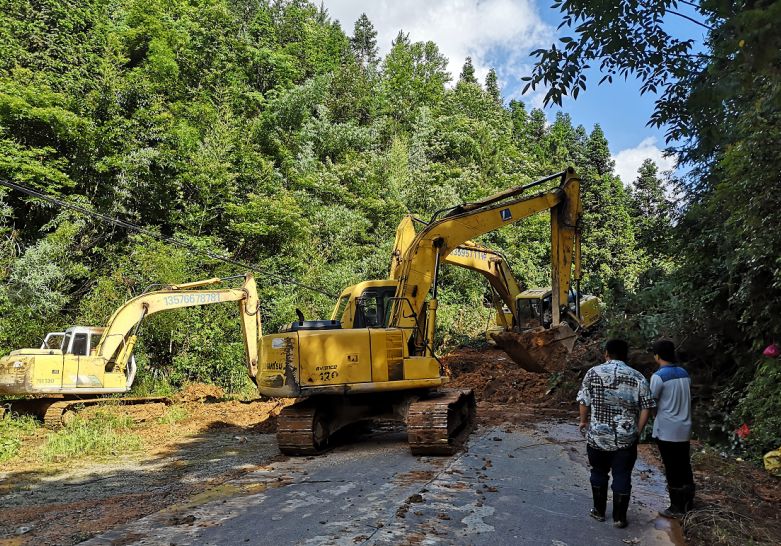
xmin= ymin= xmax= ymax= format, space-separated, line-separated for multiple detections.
xmin=652 ymin=339 xmax=677 ymax=362
xmin=605 ymin=339 xmax=629 ymax=361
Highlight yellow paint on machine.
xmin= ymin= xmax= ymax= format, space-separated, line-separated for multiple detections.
xmin=298 ymin=329 xmax=372 ymax=386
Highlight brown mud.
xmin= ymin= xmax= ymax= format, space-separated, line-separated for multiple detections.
xmin=1 ymin=344 xmax=779 ymax=545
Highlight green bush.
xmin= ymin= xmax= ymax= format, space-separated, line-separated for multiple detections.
xmin=732 ymin=359 xmax=781 ymax=460
xmin=42 ymin=411 xmax=142 ymax=462
xmin=0 ymin=414 xmax=39 ymax=462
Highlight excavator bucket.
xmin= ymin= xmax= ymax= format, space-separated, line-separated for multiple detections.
xmin=490 ymin=323 xmax=577 ymax=373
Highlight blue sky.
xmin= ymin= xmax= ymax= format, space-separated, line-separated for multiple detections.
xmin=324 ymin=0 xmax=707 ymax=184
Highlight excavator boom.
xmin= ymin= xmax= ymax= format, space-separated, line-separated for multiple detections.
xmin=389 ymin=168 xmax=581 ymax=353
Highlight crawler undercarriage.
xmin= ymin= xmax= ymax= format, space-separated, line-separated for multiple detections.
xmin=276 ymin=389 xmax=476 ymax=456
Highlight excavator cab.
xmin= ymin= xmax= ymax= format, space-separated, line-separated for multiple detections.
xmin=516 ymin=288 xmax=554 ymax=329
xmin=331 ymin=281 xmax=399 ymax=329
xmin=46 ymin=327 xmax=105 ymax=356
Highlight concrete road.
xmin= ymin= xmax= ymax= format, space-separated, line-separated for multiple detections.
xmin=86 ymin=422 xmax=683 ymax=545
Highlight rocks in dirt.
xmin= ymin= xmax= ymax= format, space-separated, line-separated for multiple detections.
xmin=176 ymin=382 xmax=226 ymax=402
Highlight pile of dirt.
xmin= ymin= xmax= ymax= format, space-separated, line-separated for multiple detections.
xmin=176 ymin=382 xmax=226 ymax=402
xmin=445 ymin=347 xmax=550 ymax=406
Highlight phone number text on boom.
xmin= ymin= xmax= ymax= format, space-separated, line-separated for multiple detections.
xmin=163 ymin=294 xmax=221 ymax=305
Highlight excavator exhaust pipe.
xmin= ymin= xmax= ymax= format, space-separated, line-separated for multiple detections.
xmin=490 ymin=323 xmax=577 ymax=373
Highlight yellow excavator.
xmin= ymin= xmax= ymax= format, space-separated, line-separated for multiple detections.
xmin=443 ymin=240 xmax=601 ymax=372
xmin=260 ymin=168 xmax=584 ymax=455
xmin=444 ymin=241 xmax=600 ymax=334
xmin=0 ymin=276 xmax=260 ymax=426
xmin=2 ymin=167 xmax=584 ymax=457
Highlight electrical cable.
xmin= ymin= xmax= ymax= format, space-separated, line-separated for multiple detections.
xmin=0 ymin=178 xmax=338 ymax=299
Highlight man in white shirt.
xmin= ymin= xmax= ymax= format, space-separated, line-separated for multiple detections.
xmin=650 ymin=339 xmax=695 ymax=518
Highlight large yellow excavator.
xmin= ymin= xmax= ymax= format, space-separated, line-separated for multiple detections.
xmin=0 ymin=276 xmax=260 ymax=425
xmin=260 ymin=168 xmax=584 ymax=455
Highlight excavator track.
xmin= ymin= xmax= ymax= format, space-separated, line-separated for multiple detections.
xmin=276 ymin=403 xmax=330 ymax=455
xmin=41 ymin=397 xmax=171 ymax=428
xmin=406 ymin=389 xmax=476 ymax=456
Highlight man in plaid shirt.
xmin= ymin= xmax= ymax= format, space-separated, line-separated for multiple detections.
xmin=577 ymin=339 xmax=656 ymax=528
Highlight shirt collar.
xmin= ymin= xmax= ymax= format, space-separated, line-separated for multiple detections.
xmin=606 ymin=359 xmax=627 ymax=367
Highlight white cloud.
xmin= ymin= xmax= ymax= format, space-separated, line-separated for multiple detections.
xmin=323 ymin=0 xmax=552 ymax=91
xmin=613 ymin=137 xmax=677 ymax=185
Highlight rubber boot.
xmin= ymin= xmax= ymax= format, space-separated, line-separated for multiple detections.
xmin=612 ymin=493 xmax=631 ymax=528
xmin=682 ymin=483 xmax=696 ymax=513
xmin=589 ymin=485 xmax=607 ymax=522
xmin=659 ymin=487 xmax=686 ymax=519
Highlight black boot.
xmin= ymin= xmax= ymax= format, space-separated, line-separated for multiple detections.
xmin=659 ymin=487 xmax=686 ymax=518
xmin=612 ymin=493 xmax=631 ymax=528
xmin=590 ymin=485 xmax=608 ymax=521
xmin=682 ymin=483 xmax=695 ymax=513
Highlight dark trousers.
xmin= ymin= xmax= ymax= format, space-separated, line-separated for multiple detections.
xmin=656 ymin=440 xmax=694 ymax=489
xmin=587 ymin=443 xmax=638 ymax=494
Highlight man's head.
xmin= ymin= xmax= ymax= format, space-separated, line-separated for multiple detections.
xmin=604 ymin=339 xmax=629 ymax=362
xmin=652 ymin=339 xmax=676 ymax=364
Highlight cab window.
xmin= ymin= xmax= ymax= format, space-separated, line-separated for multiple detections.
xmin=72 ymin=333 xmax=89 ymax=356
xmin=61 ymin=333 xmax=72 ymax=353
xmin=89 ymin=333 xmax=101 ymax=354
xmin=354 ymin=287 xmax=396 ymax=328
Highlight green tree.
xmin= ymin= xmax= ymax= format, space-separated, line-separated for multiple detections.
xmin=350 ymin=13 xmax=378 ymax=67
xmin=629 ymin=159 xmax=673 ymax=259
xmin=459 ymin=56 xmax=477 ymax=85
xmin=485 ymin=68 xmax=500 ymax=103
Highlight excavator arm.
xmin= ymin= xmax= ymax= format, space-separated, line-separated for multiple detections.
xmin=444 ymin=241 xmax=523 ymax=328
xmin=95 ymin=274 xmax=261 ymax=382
xmin=388 ymin=168 xmax=581 ymax=354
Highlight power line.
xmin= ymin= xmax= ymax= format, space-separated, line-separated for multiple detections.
xmin=0 ymin=178 xmax=338 ymax=299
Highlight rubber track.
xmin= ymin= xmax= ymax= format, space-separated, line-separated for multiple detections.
xmin=276 ymin=404 xmax=322 ymax=455
xmin=407 ymin=389 xmax=476 ymax=456
xmin=42 ymin=397 xmax=171 ymax=428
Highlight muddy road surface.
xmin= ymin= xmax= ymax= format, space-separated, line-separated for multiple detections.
xmin=83 ymin=421 xmax=681 ymax=546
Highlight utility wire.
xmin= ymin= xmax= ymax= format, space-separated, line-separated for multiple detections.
xmin=0 ymin=178 xmax=338 ymax=299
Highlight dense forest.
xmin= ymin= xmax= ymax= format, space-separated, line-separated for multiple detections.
xmin=0 ymin=0 xmax=777 ymax=457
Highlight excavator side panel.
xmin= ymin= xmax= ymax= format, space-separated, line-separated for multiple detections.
xmin=298 ymin=329 xmax=372 ymax=386
xmin=61 ymin=354 xmax=80 ymax=388
xmin=74 ymin=356 xmax=106 ymax=388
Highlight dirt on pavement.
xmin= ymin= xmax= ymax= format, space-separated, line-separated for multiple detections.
xmin=0 ymin=391 xmax=286 ymax=545
xmin=1 ymin=341 xmax=779 ymax=546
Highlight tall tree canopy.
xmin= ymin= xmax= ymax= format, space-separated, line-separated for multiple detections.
xmin=0 ymin=0 xmax=646 ymax=396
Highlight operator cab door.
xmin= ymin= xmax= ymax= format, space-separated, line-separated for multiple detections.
xmin=354 ymin=287 xmax=397 ymax=329
xmin=61 ymin=331 xmax=105 ymax=388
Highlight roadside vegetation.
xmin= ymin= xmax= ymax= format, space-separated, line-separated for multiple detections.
xmin=0 ymin=414 xmax=38 ymax=462
xmin=41 ymin=411 xmax=142 ymax=462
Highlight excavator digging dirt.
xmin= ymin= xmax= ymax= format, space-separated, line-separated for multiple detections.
xmin=490 ymin=323 xmax=577 ymax=373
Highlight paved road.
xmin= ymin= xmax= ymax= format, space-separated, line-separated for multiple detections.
xmin=86 ymin=422 xmax=682 ymax=545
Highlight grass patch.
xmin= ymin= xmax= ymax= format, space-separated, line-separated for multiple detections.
xmin=42 ymin=410 xmax=142 ymax=462
xmin=0 ymin=414 xmax=39 ymax=462
xmin=157 ymin=405 xmax=188 ymax=425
